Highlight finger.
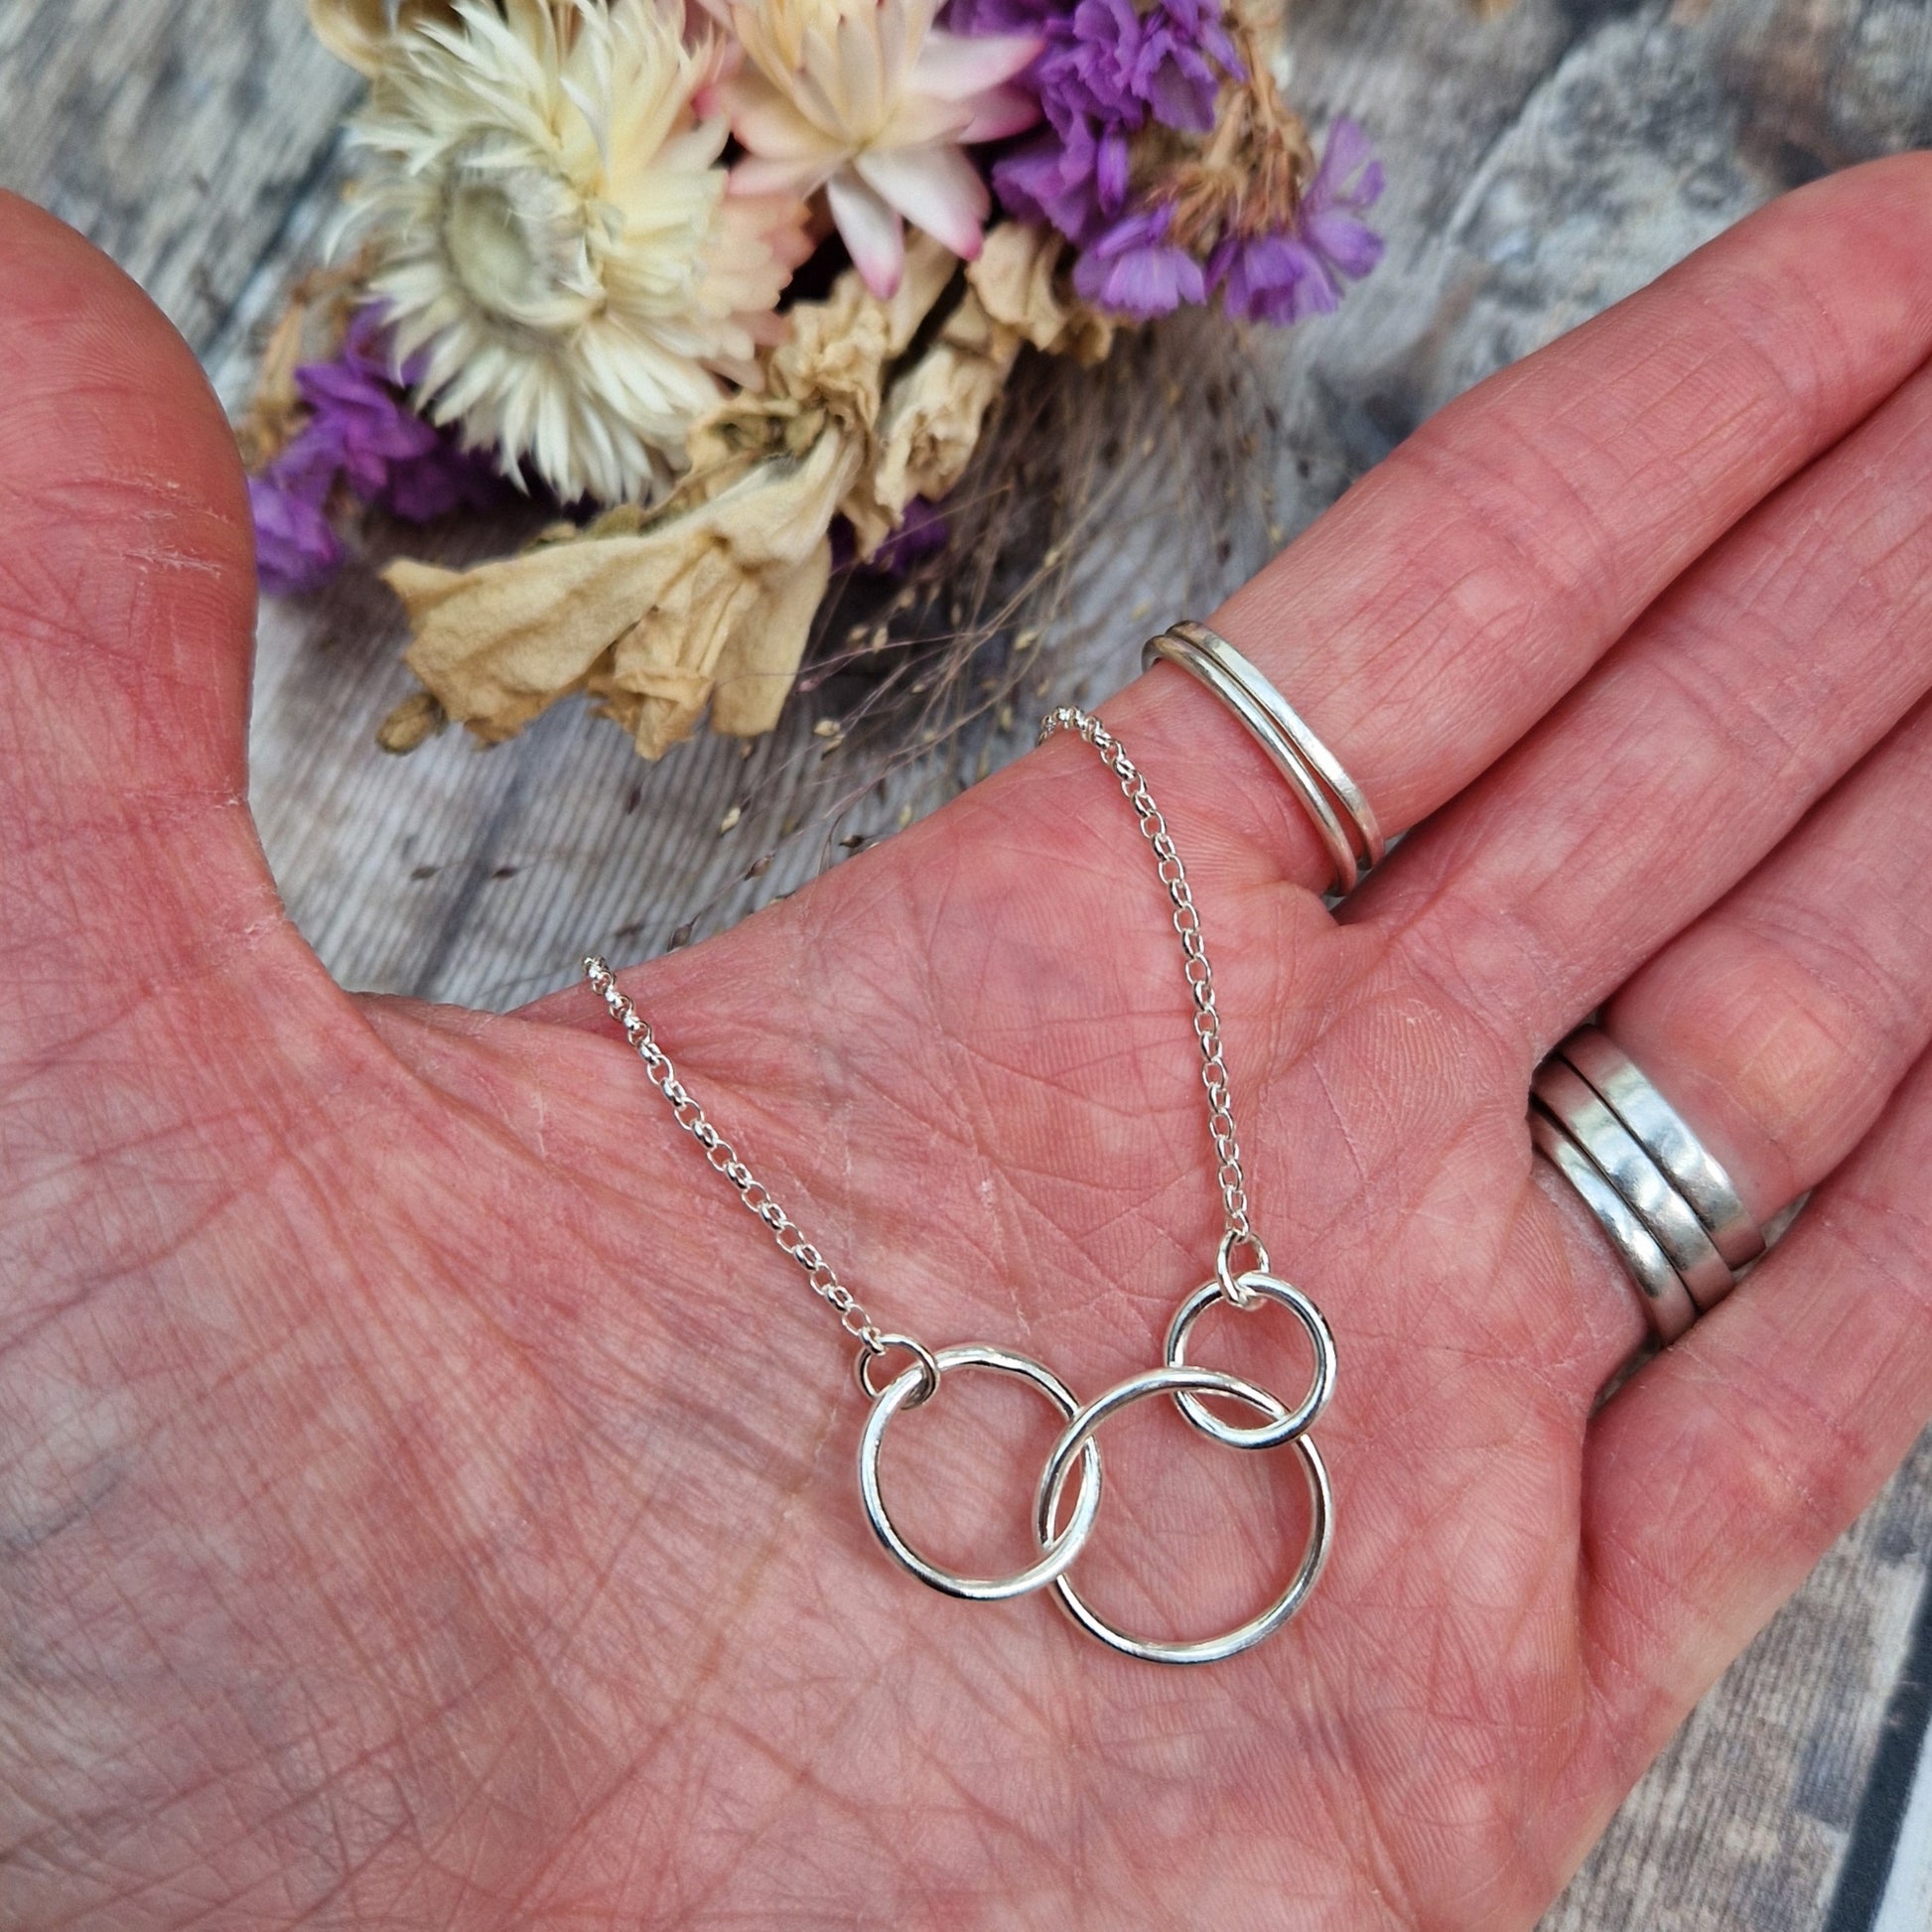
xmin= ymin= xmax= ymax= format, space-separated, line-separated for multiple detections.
xmin=1068 ymin=154 xmax=1932 ymax=897
xmin=0 ymin=194 xmax=290 ymax=1054
xmin=1601 ymin=702 xmax=1932 ymax=1225
xmin=1527 ymin=695 xmax=1932 ymax=1370
xmin=1382 ymin=340 xmax=1932 ymax=1052
xmin=1576 ymin=1037 xmax=1932 ymax=1762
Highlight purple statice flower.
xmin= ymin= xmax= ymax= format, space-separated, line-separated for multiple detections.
xmin=1212 ymin=119 xmax=1385 ymax=324
xmin=1134 ymin=0 xmax=1239 ymax=132
xmin=965 ymin=0 xmax=1240 ymax=247
xmin=1072 ymin=205 xmax=1205 ymax=318
xmin=829 ymin=497 xmax=952 ymax=577
xmin=322 ymin=309 xmax=505 ymax=521
xmin=960 ymin=0 xmax=1234 ymax=132
xmin=993 ymin=116 xmax=1111 ymax=241
xmin=870 ymin=497 xmax=951 ymax=575
xmin=248 ymin=468 xmax=343 ymax=597
xmin=248 ymin=307 xmax=504 ymax=595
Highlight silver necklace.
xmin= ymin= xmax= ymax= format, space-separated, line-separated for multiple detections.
xmin=585 ymin=706 xmax=1336 ymax=1665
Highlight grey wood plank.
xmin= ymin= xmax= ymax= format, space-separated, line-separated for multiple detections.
xmin=1872 ymin=1702 xmax=1932 ymax=1931
xmin=4 ymin=0 xmax=1931 ymax=1924
xmin=0 ymin=0 xmax=358 ymax=361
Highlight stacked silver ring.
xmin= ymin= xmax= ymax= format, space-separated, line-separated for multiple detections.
xmin=1532 ymin=1026 xmax=1766 ymax=1341
xmin=1144 ymin=621 xmax=1385 ymax=896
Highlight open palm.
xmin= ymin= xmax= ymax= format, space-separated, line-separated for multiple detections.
xmin=9 ymin=162 xmax=1932 ymax=1928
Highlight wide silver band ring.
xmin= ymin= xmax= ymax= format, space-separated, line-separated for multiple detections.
xmin=1144 ymin=621 xmax=1384 ymax=896
xmin=1530 ymin=1026 xmax=1768 ymax=1342
xmin=1531 ymin=1062 xmax=1735 ymax=1310
xmin=1557 ymin=1027 xmax=1764 ymax=1270
xmin=1530 ymin=1107 xmax=1699 ymax=1343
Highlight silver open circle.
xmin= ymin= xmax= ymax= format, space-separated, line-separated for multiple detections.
xmin=1165 ymin=1272 xmax=1337 ymax=1449
xmin=858 ymin=1343 xmax=1103 ymax=1602
xmin=856 ymin=1332 xmax=941 ymax=1408
xmin=1035 ymin=1363 xmax=1332 ymax=1666
xmin=1214 ymin=1227 xmax=1271 ymax=1309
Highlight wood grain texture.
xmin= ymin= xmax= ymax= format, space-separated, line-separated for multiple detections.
xmin=4 ymin=0 xmax=1931 ymax=1923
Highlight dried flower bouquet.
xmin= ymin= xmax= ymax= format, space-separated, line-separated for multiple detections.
xmin=246 ymin=0 xmax=1382 ymax=760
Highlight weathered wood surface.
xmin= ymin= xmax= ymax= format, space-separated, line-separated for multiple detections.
xmin=5 ymin=0 xmax=1932 ymax=1923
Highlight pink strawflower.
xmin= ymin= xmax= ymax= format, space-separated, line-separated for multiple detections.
xmin=704 ymin=0 xmax=1041 ymax=297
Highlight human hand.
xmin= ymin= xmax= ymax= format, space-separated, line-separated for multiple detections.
xmin=7 ymin=159 xmax=1932 ymax=1927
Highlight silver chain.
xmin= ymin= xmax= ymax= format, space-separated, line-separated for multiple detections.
xmin=1037 ymin=706 xmax=1262 ymax=1295
xmin=583 ymin=957 xmax=889 ymax=1352
xmin=586 ymin=701 xmax=1262 ymax=1362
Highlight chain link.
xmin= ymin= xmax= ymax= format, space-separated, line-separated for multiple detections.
xmin=1038 ymin=705 xmax=1265 ymax=1302
xmin=587 ymin=701 xmax=1263 ymax=1357
xmin=582 ymin=956 xmax=889 ymax=1352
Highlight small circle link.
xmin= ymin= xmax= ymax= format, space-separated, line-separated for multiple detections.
xmin=1215 ymin=1228 xmax=1270 ymax=1311
xmin=854 ymin=1332 xmax=942 ymax=1407
xmin=1165 ymin=1272 xmax=1336 ymax=1449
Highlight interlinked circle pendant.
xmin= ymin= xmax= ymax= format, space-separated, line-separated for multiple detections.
xmin=1034 ymin=1364 xmax=1334 ymax=1666
xmin=592 ymin=699 xmax=1350 ymax=1668
xmin=858 ymin=1343 xmax=1104 ymax=1601
xmin=1165 ymin=1271 xmax=1337 ymax=1449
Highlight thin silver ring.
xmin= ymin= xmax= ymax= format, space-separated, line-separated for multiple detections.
xmin=1530 ymin=1107 xmax=1698 ymax=1343
xmin=1531 ymin=1062 xmax=1735 ymax=1311
xmin=1035 ymin=1364 xmax=1332 ymax=1666
xmin=855 ymin=1331 xmax=941 ymax=1407
xmin=1165 ymin=1272 xmax=1336 ymax=1449
xmin=1144 ymin=623 xmax=1383 ymax=895
xmin=1165 ymin=621 xmax=1385 ymax=876
xmin=1559 ymin=1027 xmax=1764 ymax=1270
xmin=1214 ymin=1225 xmax=1270 ymax=1311
xmin=859 ymin=1343 xmax=1103 ymax=1602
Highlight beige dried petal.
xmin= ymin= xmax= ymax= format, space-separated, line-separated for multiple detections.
xmin=968 ymin=220 xmax=1113 ymax=364
xmin=849 ymin=292 xmax=1021 ymax=556
xmin=307 ymin=0 xmax=459 ymax=76
xmin=385 ymin=546 xmax=652 ymax=741
xmin=385 ymin=419 xmax=865 ymax=757
xmin=374 ymin=689 xmax=446 ymax=754
xmin=767 ymin=233 xmax=958 ymax=428
xmin=594 ymin=432 xmax=857 ymax=754
xmin=707 ymin=549 xmax=834 ymax=739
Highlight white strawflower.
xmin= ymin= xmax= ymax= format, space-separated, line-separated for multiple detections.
xmin=343 ymin=0 xmax=809 ymax=504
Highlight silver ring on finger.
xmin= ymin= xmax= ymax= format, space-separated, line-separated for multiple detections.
xmin=1530 ymin=1107 xmax=1700 ymax=1343
xmin=1532 ymin=1061 xmax=1735 ymax=1310
xmin=1558 ymin=1026 xmax=1764 ymax=1270
xmin=1144 ymin=621 xmax=1383 ymax=896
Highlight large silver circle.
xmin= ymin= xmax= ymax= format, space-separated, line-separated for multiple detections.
xmin=858 ymin=1343 xmax=1103 ymax=1602
xmin=1035 ymin=1364 xmax=1333 ymax=1666
xmin=1165 ymin=1272 xmax=1337 ymax=1449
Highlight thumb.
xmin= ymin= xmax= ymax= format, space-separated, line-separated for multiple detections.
xmin=0 ymin=193 xmax=294 ymax=1051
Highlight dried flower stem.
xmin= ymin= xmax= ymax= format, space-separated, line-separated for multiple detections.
xmin=1159 ymin=25 xmax=1314 ymax=253
xmin=232 ymin=247 xmax=376 ymax=471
